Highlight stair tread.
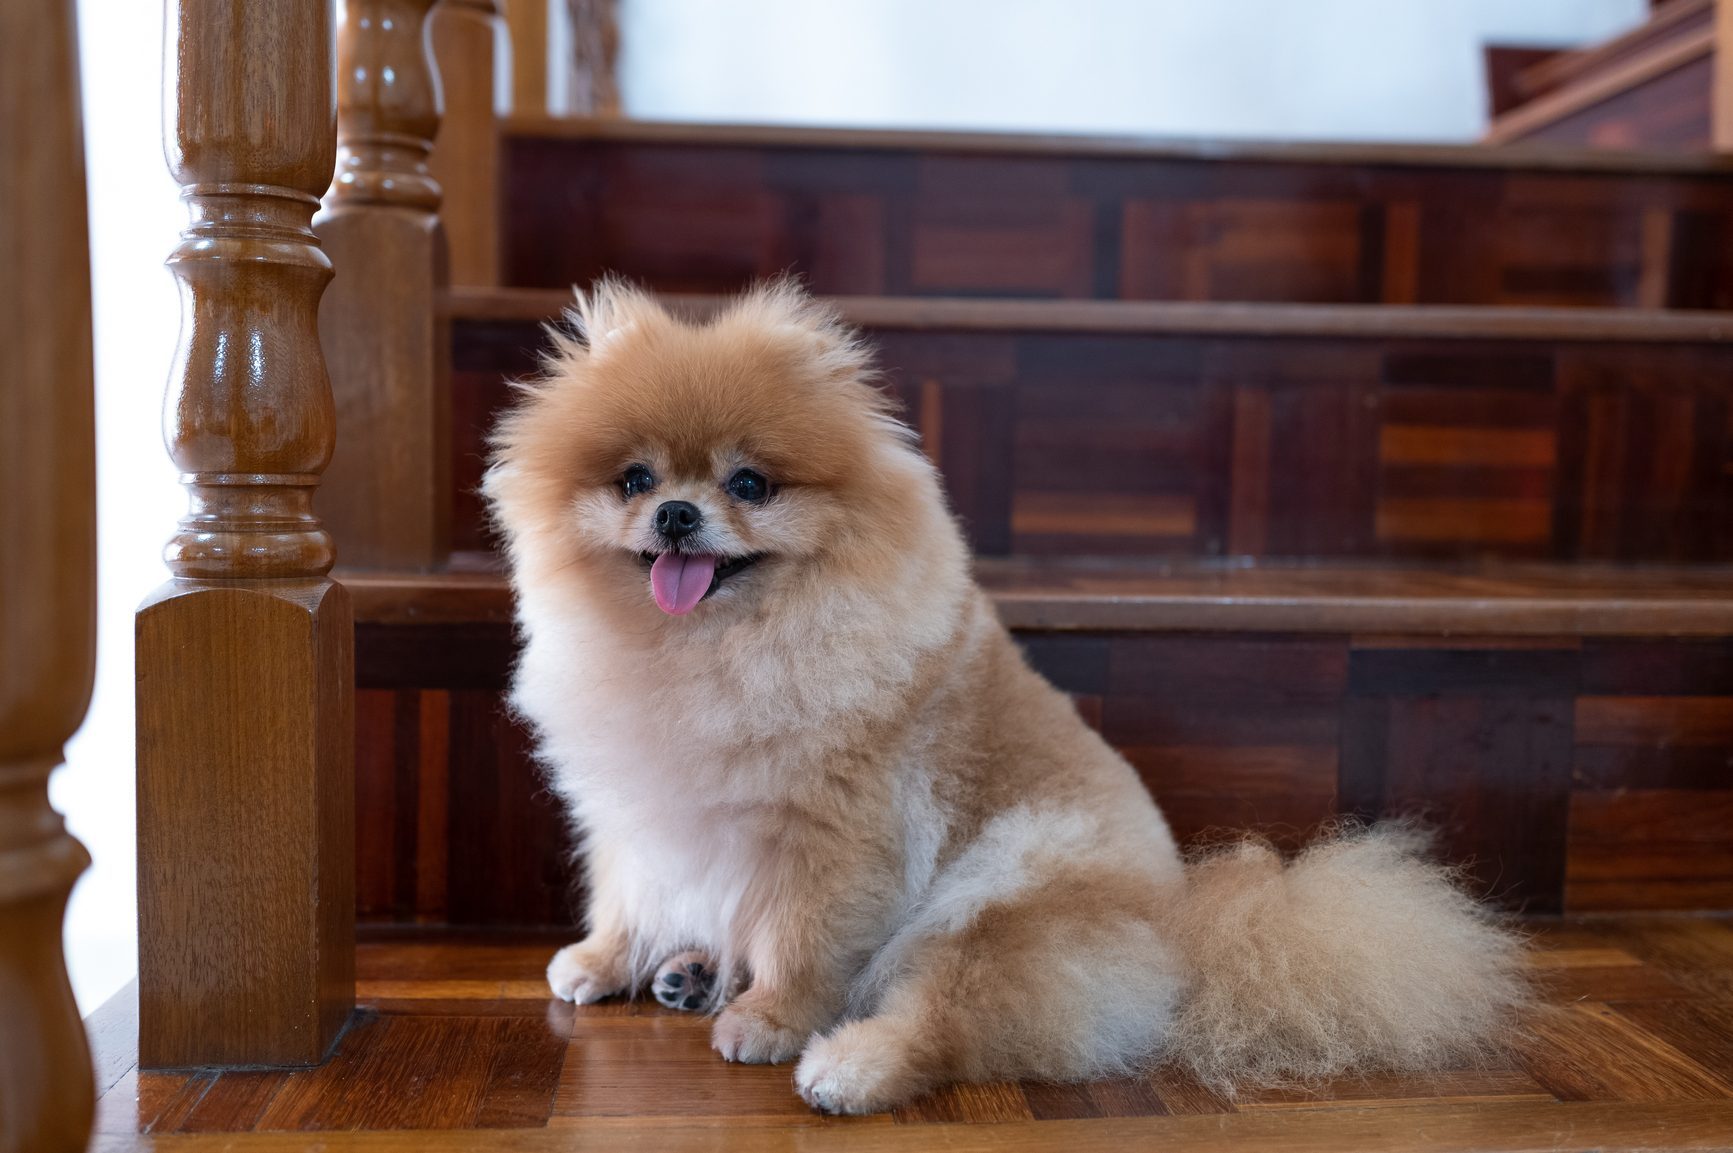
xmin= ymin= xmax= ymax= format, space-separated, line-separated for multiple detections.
xmin=344 ymin=556 xmax=1733 ymax=637
xmin=505 ymin=113 xmax=1733 ymax=175
xmin=447 ymin=288 xmax=1733 ymax=343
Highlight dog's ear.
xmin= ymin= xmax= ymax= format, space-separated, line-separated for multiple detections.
xmin=549 ymin=276 xmax=665 ymax=362
xmin=732 ymin=276 xmax=875 ymax=385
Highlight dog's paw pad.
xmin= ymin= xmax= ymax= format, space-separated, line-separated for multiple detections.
xmin=652 ymin=950 xmax=716 ymax=1011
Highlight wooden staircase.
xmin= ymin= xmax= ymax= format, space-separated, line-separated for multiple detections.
xmin=9 ymin=0 xmax=1733 ymax=1148
xmin=1486 ymin=0 xmax=1724 ymax=150
xmin=341 ymin=114 xmax=1733 ymax=932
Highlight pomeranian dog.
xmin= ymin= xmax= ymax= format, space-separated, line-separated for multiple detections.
xmin=483 ymin=278 xmax=1528 ymax=1113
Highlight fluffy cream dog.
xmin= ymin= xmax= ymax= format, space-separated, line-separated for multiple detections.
xmin=483 ymin=279 xmax=1527 ymax=1113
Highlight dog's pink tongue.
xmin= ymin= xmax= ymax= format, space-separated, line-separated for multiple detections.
xmin=650 ymin=552 xmax=718 ymax=615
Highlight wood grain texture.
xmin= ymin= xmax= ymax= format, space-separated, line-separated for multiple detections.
xmin=344 ymin=558 xmax=1733 ymax=638
xmin=137 ymin=0 xmax=355 ymax=1068
xmin=1513 ymin=0 xmax=1712 ymax=103
xmin=445 ymin=298 xmax=1733 ymax=564
xmin=1485 ymin=21 xmax=1713 ymax=148
xmin=1717 ymin=0 xmax=1733 ymax=148
xmin=316 ymin=0 xmax=452 ymax=570
xmin=497 ymin=123 xmax=1733 ymax=308
xmin=502 ymin=114 xmax=1733 ymax=171
xmin=84 ymin=920 xmax=1733 ymax=1149
xmin=504 ymin=0 xmax=546 ymax=114
xmin=0 ymin=0 xmax=96 ymax=1147
xmin=428 ymin=0 xmax=502 ymax=285
xmin=136 ymin=582 xmax=356 ymax=1067
xmin=339 ymin=567 xmax=1733 ymax=919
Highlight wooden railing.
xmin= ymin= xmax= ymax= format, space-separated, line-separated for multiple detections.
xmin=429 ymin=0 xmax=506 ymax=287
xmin=1 ymin=0 xmax=97 ymax=1148
xmin=136 ymin=0 xmax=355 ymax=1068
xmin=130 ymin=0 xmax=526 ymax=1070
xmin=317 ymin=0 xmax=453 ymax=570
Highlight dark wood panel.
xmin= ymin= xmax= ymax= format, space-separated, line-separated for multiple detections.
xmin=501 ymin=126 xmax=1733 ymax=308
xmin=451 ymin=310 xmax=1733 ymax=564
xmin=1505 ymin=52 xmax=1713 ymax=154
xmin=351 ymin=619 xmax=1733 ymax=923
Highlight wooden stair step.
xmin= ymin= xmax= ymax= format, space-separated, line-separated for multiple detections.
xmin=447 ymin=291 xmax=1733 ymax=565
xmin=1487 ymin=0 xmax=1715 ymax=151
xmin=342 ymin=559 xmax=1733 ymax=925
xmin=346 ymin=556 xmax=1733 ymax=639
xmin=497 ymin=116 xmax=1733 ymax=309
xmin=1510 ymin=0 xmax=1713 ymax=106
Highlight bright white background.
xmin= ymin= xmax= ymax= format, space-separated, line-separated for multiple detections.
xmin=63 ymin=0 xmax=1646 ymax=1014
xmin=619 ymin=0 xmax=1649 ymax=139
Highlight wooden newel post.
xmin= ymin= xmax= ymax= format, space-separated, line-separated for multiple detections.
xmin=317 ymin=0 xmax=452 ymax=570
xmin=137 ymin=0 xmax=356 ymax=1068
xmin=0 ymin=1 xmax=97 ymax=1146
xmin=429 ymin=0 xmax=506 ymax=286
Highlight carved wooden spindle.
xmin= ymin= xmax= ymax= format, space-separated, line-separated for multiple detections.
xmin=317 ymin=0 xmax=452 ymax=570
xmin=565 ymin=0 xmax=621 ymax=115
xmin=429 ymin=0 xmax=506 ymax=285
xmin=137 ymin=0 xmax=356 ymax=1068
xmin=507 ymin=0 xmax=550 ymax=114
xmin=0 ymin=3 xmax=98 ymax=1146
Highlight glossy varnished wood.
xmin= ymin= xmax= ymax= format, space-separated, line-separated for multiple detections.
xmin=83 ymin=919 xmax=1733 ymax=1149
xmin=503 ymin=115 xmax=1733 ymax=171
xmin=0 ymin=0 xmax=96 ymax=1147
xmin=448 ymin=286 xmax=1733 ymax=339
xmin=445 ymin=292 xmax=1733 ymax=563
xmin=428 ymin=0 xmax=503 ymax=285
xmin=1485 ymin=18 xmax=1713 ymax=149
xmin=1715 ymin=0 xmax=1733 ymax=149
xmin=497 ymin=118 xmax=1733 ymax=309
xmin=316 ymin=0 xmax=452 ymax=570
xmin=343 ymin=558 xmax=1733 ymax=638
xmin=137 ymin=0 xmax=355 ymax=1068
xmin=337 ymin=561 xmax=1733 ymax=920
xmin=1513 ymin=0 xmax=1712 ymax=105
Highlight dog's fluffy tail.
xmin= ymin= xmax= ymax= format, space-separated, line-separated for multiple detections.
xmin=1161 ymin=823 xmax=1529 ymax=1091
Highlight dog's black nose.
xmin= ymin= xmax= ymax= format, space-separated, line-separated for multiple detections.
xmin=654 ymin=500 xmax=703 ymax=542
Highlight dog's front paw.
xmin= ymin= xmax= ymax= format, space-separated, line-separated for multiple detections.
xmin=546 ymin=938 xmax=629 ymax=1004
xmin=711 ymin=1001 xmax=807 ymax=1064
xmin=652 ymin=950 xmax=718 ymax=1011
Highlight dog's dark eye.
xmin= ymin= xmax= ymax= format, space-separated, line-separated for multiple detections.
xmin=620 ymin=463 xmax=656 ymax=498
xmin=726 ymin=468 xmax=769 ymax=504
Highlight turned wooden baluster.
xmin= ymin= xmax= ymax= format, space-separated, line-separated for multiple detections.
xmin=0 ymin=3 xmax=98 ymax=1147
xmin=565 ymin=0 xmax=621 ymax=115
xmin=317 ymin=0 xmax=453 ymax=570
xmin=136 ymin=0 xmax=355 ymax=1068
xmin=429 ymin=0 xmax=506 ymax=285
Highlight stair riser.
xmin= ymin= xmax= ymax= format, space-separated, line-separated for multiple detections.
xmin=502 ymin=133 xmax=1733 ymax=308
xmin=453 ymin=318 xmax=1733 ymax=564
xmin=353 ymin=622 xmax=1733 ymax=925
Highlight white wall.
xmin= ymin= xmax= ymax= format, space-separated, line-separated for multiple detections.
xmin=62 ymin=0 xmax=184 ymax=1014
xmin=60 ymin=0 xmax=1650 ymax=1015
xmin=620 ymin=0 xmax=1649 ymax=140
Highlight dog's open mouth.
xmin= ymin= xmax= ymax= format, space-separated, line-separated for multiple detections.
xmin=640 ymin=551 xmax=761 ymax=615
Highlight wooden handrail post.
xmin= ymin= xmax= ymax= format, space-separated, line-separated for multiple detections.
xmin=137 ymin=0 xmax=355 ymax=1068
xmin=0 ymin=1 xmax=97 ymax=1147
xmin=564 ymin=0 xmax=621 ymax=115
xmin=507 ymin=0 xmax=550 ymax=114
xmin=1714 ymin=0 xmax=1733 ymax=149
xmin=317 ymin=0 xmax=453 ymax=570
xmin=429 ymin=0 xmax=506 ymax=285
